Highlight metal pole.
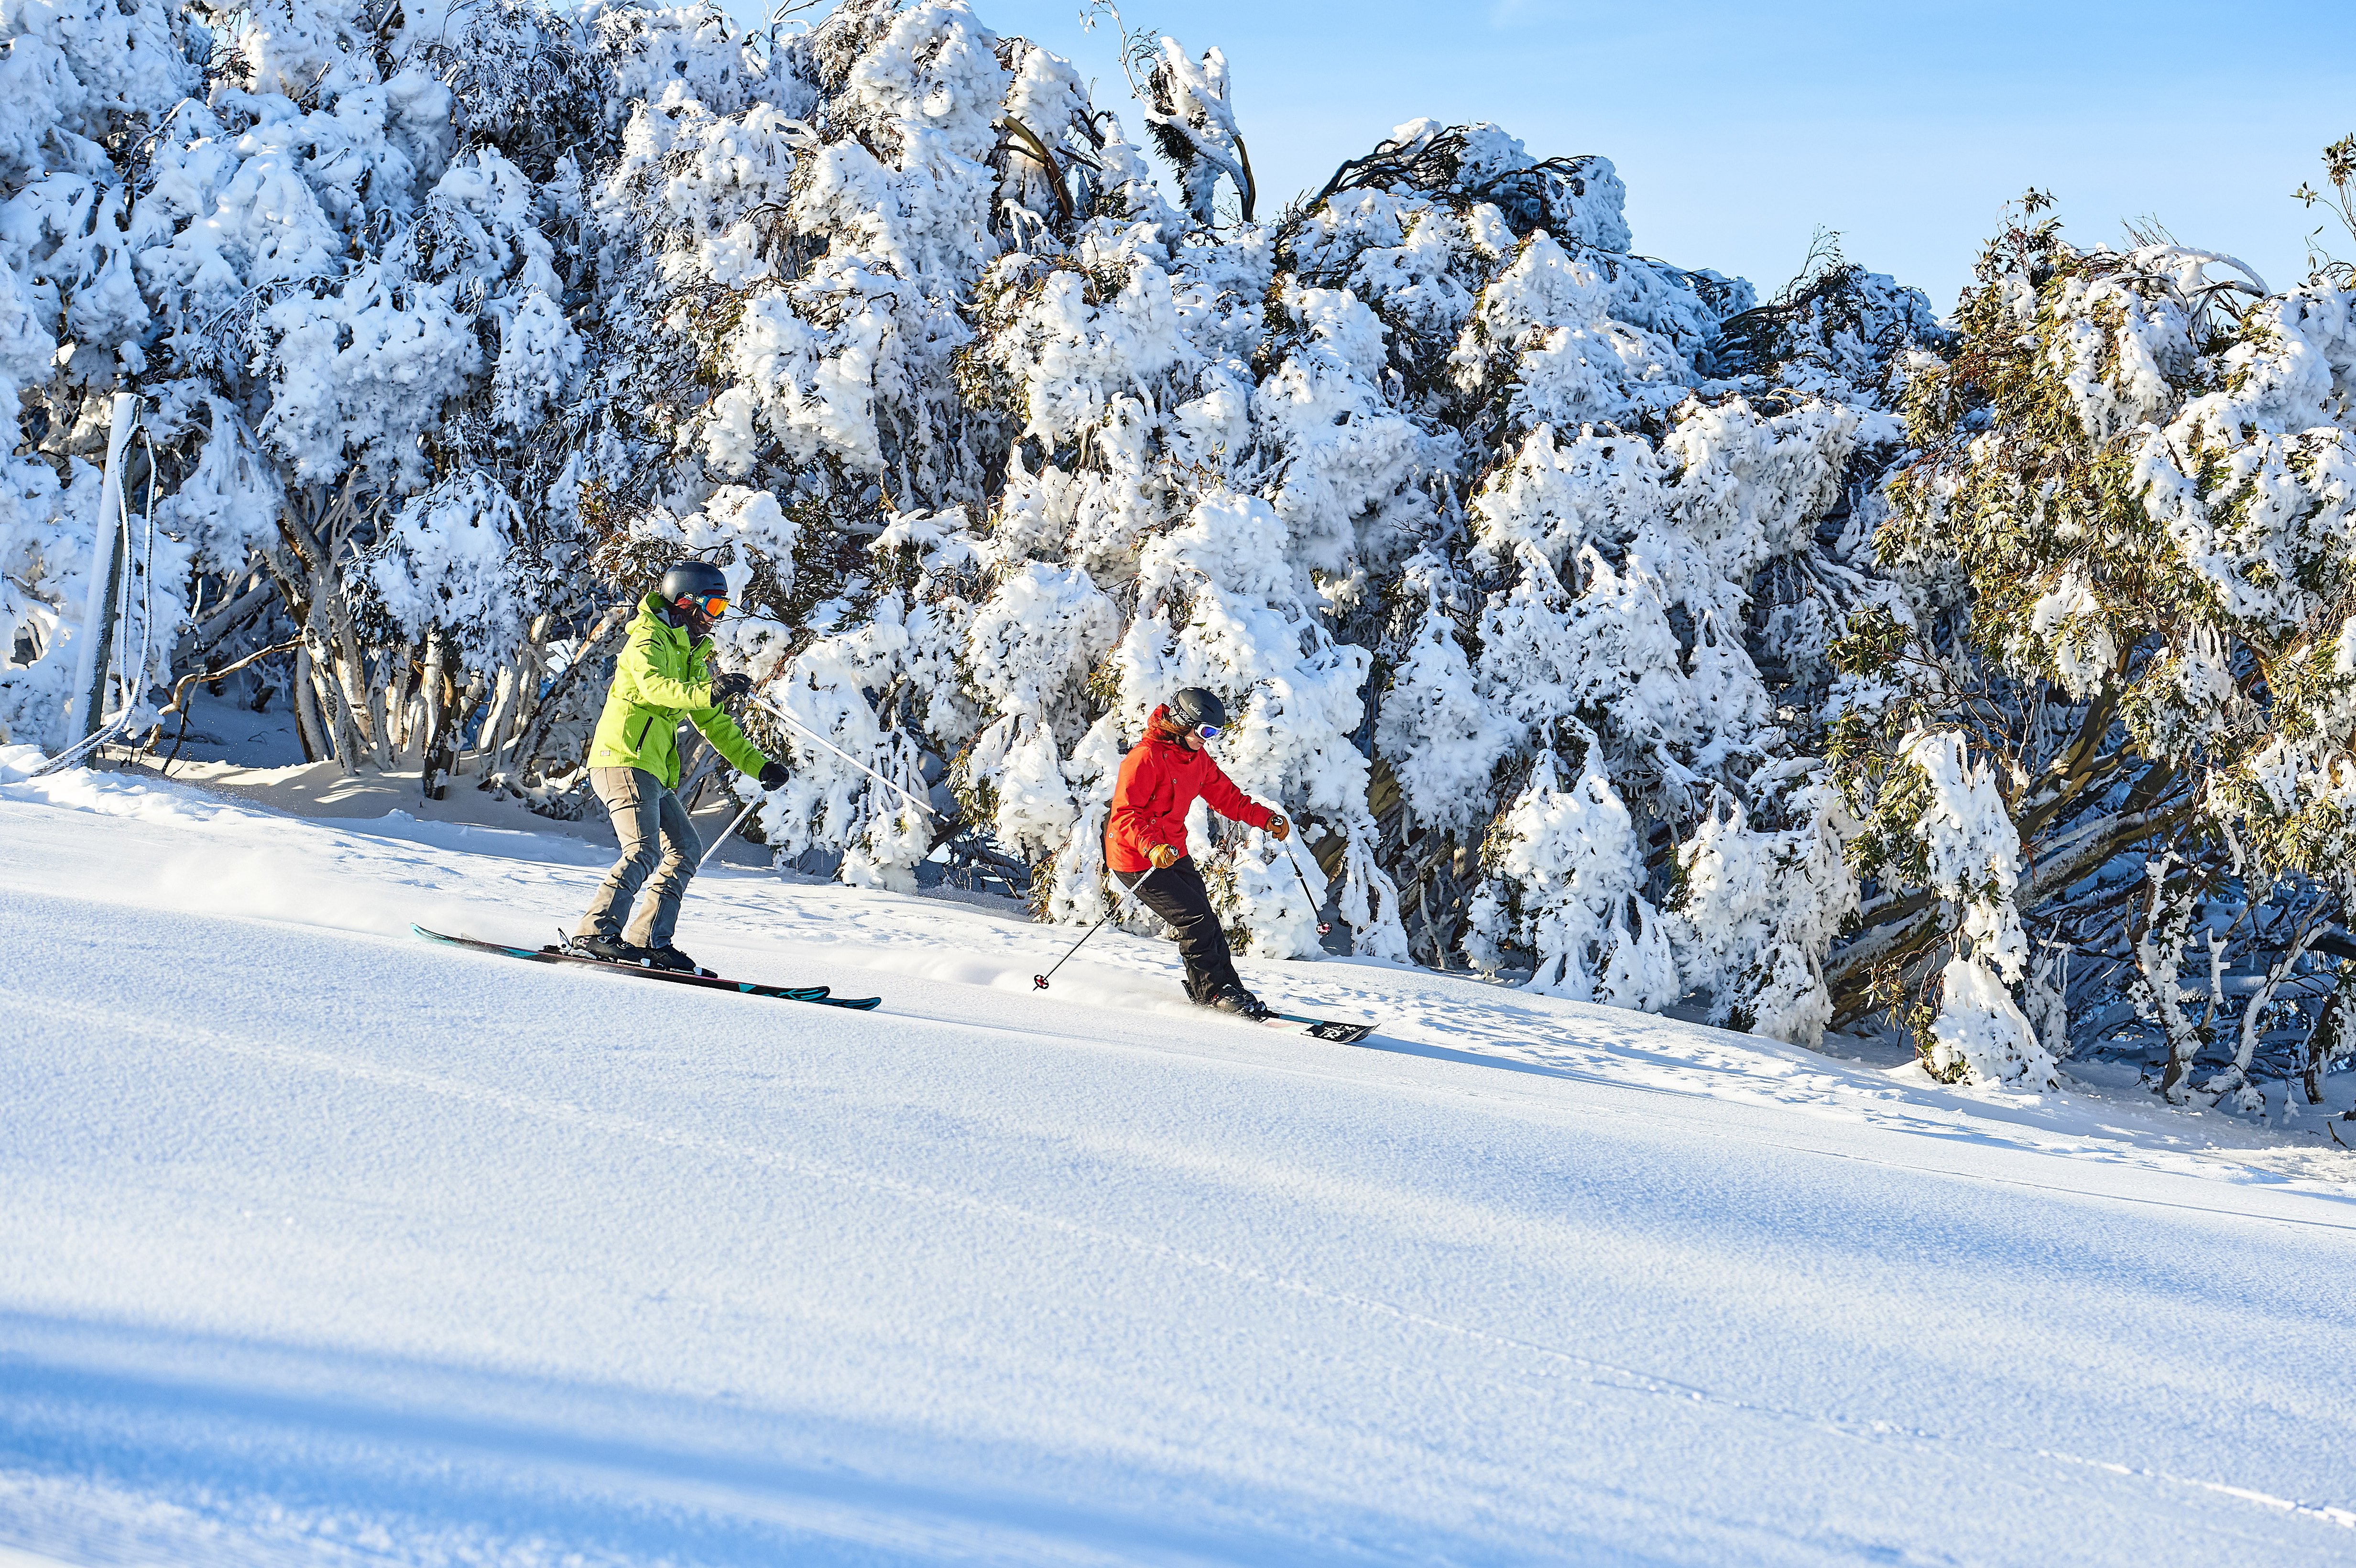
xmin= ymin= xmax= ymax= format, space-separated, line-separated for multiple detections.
xmin=1032 ymin=867 xmax=1150 ymax=991
xmin=750 ymin=695 xmax=935 ymax=819
xmin=71 ymin=393 xmax=140 ymax=738
xmin=1281 ymin=837 xmax=1332 ymax=936
xmin=696 ymin=789 xmax=766 ymax=873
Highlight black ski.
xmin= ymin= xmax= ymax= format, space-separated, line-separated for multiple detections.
xmin=410 ymin=926 xmax=883 ymax=1011
xmin=1255 ymin=1011 xmax=1376 ymax=1045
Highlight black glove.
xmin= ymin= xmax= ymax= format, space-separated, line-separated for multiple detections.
xmin=758 ymin=759 xmax=789 ymax=791
xmin=709 ymin=671 xmax=752 ymax=705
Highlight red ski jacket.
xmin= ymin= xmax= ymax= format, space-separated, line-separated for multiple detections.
xmin=1104 ymin=705 xmax=1274 ymax=873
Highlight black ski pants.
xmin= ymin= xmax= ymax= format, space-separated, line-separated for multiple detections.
xmin=1115 ymin=858 xmax=1243 ymax=1003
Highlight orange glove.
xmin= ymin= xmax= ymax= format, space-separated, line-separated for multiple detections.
xmin=1266 ymin=814 xmax=1290 ymax=841
xmin=1147 ymin=842 xmax=1181 ymax=870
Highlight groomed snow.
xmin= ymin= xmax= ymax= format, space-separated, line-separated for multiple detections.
xmin=3 ymin=761 xmax=2354 ymax=1565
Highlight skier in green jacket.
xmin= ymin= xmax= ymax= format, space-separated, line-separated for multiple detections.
xmin=572 ymin=560 xmax=787 ymax=971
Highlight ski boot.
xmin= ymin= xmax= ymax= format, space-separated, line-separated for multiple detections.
xmin=644 ymin=945 xmax=701 ymax=975
xmin=572 ymin=933 xmax=651 ymax=966
xmin=1207 ymin=983 xmax=1271 ymax=1021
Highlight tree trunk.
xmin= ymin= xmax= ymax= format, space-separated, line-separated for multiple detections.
xmin=472 ymin=662 xmax=522 ymax=777
xmin=447 ymin=668 xmax=488 ymax=778
xmin=277 ymin=482 xmax=382 ymax=770
xmin=502 ymin=613 xmax=553 ymax=745
xmin=2211 ymin=922 xmax=2322 ymax=1099
xmin=366 ymin=678 xmax=393 ymax=771
xmin=382 ymin=641 xmax=417 ymax=757
xmin=314 ymin=602 xmax=374 ymax=767
xmin=305 ymin=622 xmax=366 ymax=774
xmin=419 ymin=634 xmax=453 ymax=801
xmin=292 ymin=645 xmax=328 ymax=763
xmin=2302 ymin=968 xmax=2353 ymax=1104
xmin=507 ymin=605 xmax=630 ymax=786
xmin=2132 ymin=868 xmax=2206 ymax=1104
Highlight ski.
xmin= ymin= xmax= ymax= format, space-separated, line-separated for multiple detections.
xmin=409 ymin=925 xmax=883 ymax=1011
xmin=1256 ymin=1011 xmax=1376 ymax=1045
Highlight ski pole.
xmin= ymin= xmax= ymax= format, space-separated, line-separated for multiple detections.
xmin=1281 ymin=836 xmax=1333 ymax=936
xmin=696 ymin=788 xmax=765 ymax=872
xmin=750 ymin=696 xmax=935 ymax=819
xmin=697 ymin=687 xmax=934 ymax=872
xmin=1033 ymin=868 xmax=1149 ymax=991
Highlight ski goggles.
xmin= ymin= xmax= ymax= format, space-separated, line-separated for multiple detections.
xmin=1195 ymin=723 xmax=1222 ymax=741
xmin=678 ymin=593 xmax=729 ymax=618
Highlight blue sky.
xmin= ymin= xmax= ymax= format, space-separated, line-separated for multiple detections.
xmin=738 ymin=0 xmax=2356 ymax=313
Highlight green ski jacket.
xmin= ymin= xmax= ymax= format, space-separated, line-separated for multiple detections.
xmin=585 ymin=593 xmax=770 ymax=790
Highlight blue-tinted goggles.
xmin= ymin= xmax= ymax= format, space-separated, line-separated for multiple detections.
xmin=1195 ymin=723 xmax=1222 ymax=741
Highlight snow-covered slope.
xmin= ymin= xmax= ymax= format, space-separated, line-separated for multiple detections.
xmin=3 ymin=764 xmax=2354 ymax=1566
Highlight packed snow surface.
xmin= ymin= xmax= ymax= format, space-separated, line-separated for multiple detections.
xmin=3 ymin=762 xmax=2355 ymax=1566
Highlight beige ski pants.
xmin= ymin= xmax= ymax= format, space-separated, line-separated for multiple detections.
xmin=576 ymin=766 xmax=702 ymax=949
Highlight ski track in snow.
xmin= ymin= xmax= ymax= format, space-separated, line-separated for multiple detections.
xmin=3 ymin=764 xmax=2356 ymax=1565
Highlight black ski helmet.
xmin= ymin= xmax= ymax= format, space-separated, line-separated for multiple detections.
xmin=656 ymin=559 xmax=729 ymax=611
xmin=1166 ymin=687 xmax=1227 ymax=731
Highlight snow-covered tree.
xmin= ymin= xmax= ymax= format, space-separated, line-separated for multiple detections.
xmin=0 ymin=0 xmax=199 ymax=747
xmin=1848 ymin=179 xmax=2356 ymax=1101
xmin=16 ymin=0 xmax=2354 ymax=1112
xmin=0 ymin=0 xmax=629 ymax=788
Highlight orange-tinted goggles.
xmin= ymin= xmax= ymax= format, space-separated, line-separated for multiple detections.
xmin=678 ymin=593 xmax=729 ymax=618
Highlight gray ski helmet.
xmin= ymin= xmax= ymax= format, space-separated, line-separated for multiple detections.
xmin=656 ymin=559 xmax=729 ymax=611
xmin=1166 ymin=687 xmax=1227 ymax=731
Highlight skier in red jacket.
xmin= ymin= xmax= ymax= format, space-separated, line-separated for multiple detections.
xmin=1106 ymin=687 xmax=1290 ymax=1018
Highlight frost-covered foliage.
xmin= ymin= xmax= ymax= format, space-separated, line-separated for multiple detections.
xmin=822 ymin=67 xmax=1930 ymax=995
xmin=21 ymin=0 xmax=2356 ymax=1109
xmin=1463 ymin=741 xmax=1677 ymax=1011
xmin=0 ymin=0 xmax=631 ymax=784
xmin=1893 ymin=727 xmax=2057 ymax=1089
xmin=1849 ymin=180 xmax=2356 ymax=1103
xmin=0 ymin=0 xmax=1929 ymax=1052
xmin=0 ymin=0 xmax=198 ymax=746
